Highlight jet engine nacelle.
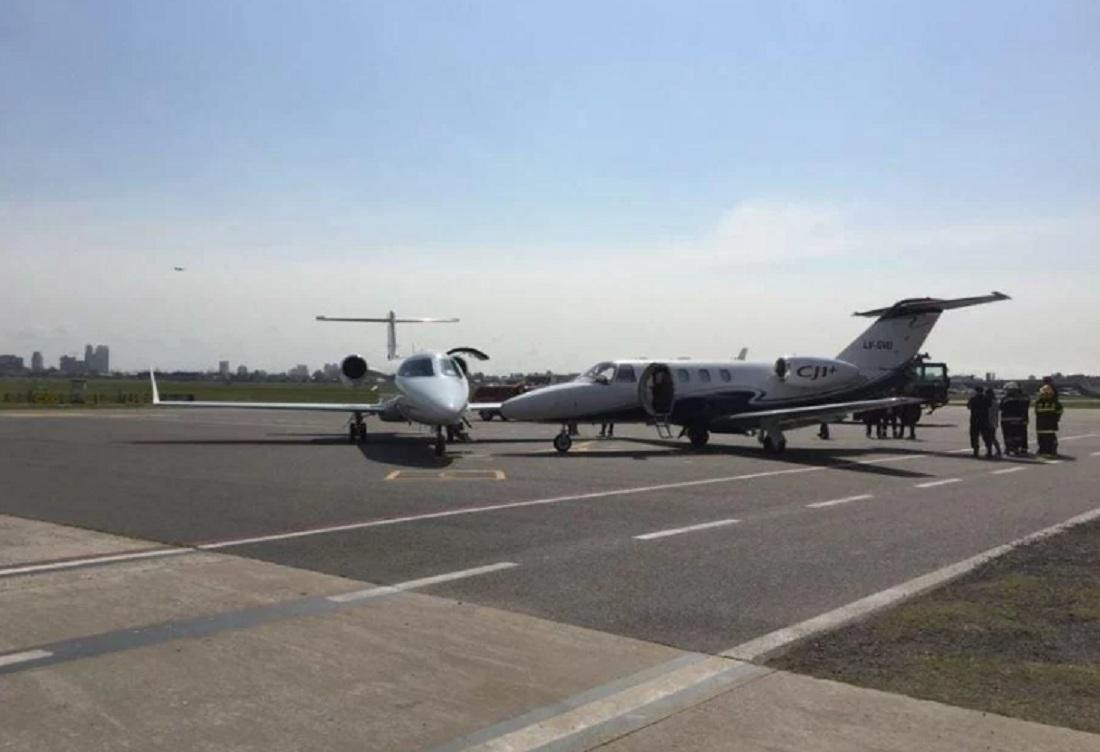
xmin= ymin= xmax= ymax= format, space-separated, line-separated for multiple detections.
xmin=340 ymin=354 xmax=369 ymax=386
xmin=774 ymin=356 xmax=859 ymax=388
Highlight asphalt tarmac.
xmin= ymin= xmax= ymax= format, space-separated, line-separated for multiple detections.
xmin=2 ymin=406 xmax=1098 ymax=654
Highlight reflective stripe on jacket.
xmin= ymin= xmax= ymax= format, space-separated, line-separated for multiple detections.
xmin=1034 ymin=398 xmax=1063 ymax=432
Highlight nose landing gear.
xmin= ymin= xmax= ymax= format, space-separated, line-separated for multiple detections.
xmin=434 ymin=426 xmax=447 ymax=456
xmin=553 ymin=429 xmax=573 ymax=453
xmin=348 ymin=412 xmax=367 ymax=444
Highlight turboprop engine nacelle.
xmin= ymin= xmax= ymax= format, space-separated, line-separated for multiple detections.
xmin=774 ymin=357 xmax=859 ymax=388
xmin=340 ymin=354 xmax=369 ymax=386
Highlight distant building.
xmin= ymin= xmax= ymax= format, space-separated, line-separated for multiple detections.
xmin=93 ymin=345 xmax=109 ymax=374
xmin=31 ymin=351 xmax=44 ymax=372
xmin=218 ymin=360 xmax=230 ymax=378
xmin=0 ymin=354 xmax=25 ymax=375
xmin=236 ymin=365 xmax=249 ymax=378
xmin=59 ymin=355 xmax=82 ymax=375
xmin=288 ymin=364 xmax=310 ymax=380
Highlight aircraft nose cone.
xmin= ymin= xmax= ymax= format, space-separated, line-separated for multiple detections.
xmin=501 ymin=384 xmax=578 ymax=421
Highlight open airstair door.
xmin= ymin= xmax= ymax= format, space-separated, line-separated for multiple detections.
xmin=639 ymin=363 xmax=675 ymax=418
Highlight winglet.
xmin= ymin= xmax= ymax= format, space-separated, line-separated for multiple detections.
xmin=149 ymin=368 xmax=160 ymax=405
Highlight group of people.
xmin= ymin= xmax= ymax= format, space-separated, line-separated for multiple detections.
xmin=967 ymin=379 xmax=1063 ymax=459
xmin=854 ymin=403 xmax=924 ymax=441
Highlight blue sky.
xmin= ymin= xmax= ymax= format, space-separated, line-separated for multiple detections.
xmin=2 ymin=1 xmax=1099 ymax=375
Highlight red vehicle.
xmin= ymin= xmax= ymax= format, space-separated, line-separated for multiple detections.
xmin=470 ymin=383 xmax=530 ymax=420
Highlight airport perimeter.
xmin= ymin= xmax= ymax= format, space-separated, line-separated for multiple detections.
xmin=2 ymin=407 xmax=1099 ymax=751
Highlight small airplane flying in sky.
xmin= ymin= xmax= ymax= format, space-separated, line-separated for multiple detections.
xmin=497 ymin=292 xmax=1010 ymax=453
xmin=173 ymin=266 xmax=186 ymax=272
xmin=150 ymin=312 xmax=494 ymax=455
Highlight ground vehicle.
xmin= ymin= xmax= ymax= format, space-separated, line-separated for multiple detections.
xmin=470 ymin=383 xmax=531 ymax=420
xmin=907 ymin=360 xmax=950 ymax=410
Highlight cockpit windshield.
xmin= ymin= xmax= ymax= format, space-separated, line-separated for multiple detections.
xmin=439 ymin=357 xmax=461 ymax=378
xmin=398 ymin=356 xmax=435 ymax=378
xmin=579 ymin=362 xmax=617 ymax=384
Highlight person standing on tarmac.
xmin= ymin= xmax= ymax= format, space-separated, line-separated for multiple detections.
xmin=986 ymin=389 xmax=1003 ymax=459
xmin=900 ymin=401 xmax=922 ymax=440
xmin=999 ymin=382 xmax=1030 ymax=455
xmin=1034 ymin=384 xmax=1064 ymax=457
xmin=967 ymin=386 xmax=994 ymax=458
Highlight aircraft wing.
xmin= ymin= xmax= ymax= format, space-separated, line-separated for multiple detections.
xmin=709 ymin=396 xmax=921 ymax=432
xmin=149 ymin=372 xmax=387 ymax=414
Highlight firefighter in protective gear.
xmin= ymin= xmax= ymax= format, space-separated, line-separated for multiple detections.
xmin=999 ymin=381 xmax=1030 ymax=455
xmin=1034 ymin=384 xmax=1063 ymax=457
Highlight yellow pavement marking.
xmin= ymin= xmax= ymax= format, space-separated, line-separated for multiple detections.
xmin=385 ymin=469 xmax=506 ymax=481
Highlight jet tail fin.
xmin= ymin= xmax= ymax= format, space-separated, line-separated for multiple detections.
xmin=837 ymin=292 xmax=1009 ymax=377
xmin=316 ymin=311 xmax=459 ymax=360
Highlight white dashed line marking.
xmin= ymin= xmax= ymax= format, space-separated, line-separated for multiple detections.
xmin=327 ymin=562 xmax=518 ymax=603
xmin=806 ymin=494 xmax=874 ymax=509
xmin=634 ymin=519 xmax=740 ymax=541
xmin=0 ymin=547 xmax=190 ymax=578
xmin=990 ymin=467 xmax=1026 ymax=475
xmin=0 ymin=649 xmax=53 ymax=668
xmin=1091 ymin=451 xmax=1100 ymax=457
xmin=914 ymin=478 xmax=962 ymax=489
xmin=1040 ymin=459 xmax=1064 ymax=465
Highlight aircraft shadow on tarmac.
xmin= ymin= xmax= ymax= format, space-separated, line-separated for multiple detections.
xmin=129 ymin=433 xmax=464 ymax=469
xmin=488 ymin=438 xmax=1064 ymax=479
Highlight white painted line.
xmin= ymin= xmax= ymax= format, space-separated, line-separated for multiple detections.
xmin=1062 ymin=433 xmax=1100 ymax=441
xmin=328 ymin=561 xmax=517 ymax=603
xmin=0 ymin=547 xmax=190 ymax=578
xmin=914 ymin=478 xmax=961 ymax=489
xmin=806 ymin=494 xmax=873 ymax=509
xmin=634 ymin=519 xmax=739 ymax=541
xmin=198 ymin=466 xmax=823 ymax=549
xmin=990 ymin=466 xmax=1026 ymax=475
xmin=0 ymin=649 xmax=52 ymax=668
xmin=1040 ymin=459 xmax=1064 ymax=465
xmin=723 ymin=503 xmax=1100 ymax=662
xmin=1091 ymin=451 xmax=1100 ymax=457
xmin=202 ymin=450 xmax=966 ymax=550
xmin=448 ymin=655 xmax=767 ymax=752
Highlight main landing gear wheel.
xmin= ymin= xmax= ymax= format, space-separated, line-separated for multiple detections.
xmin=761 ymin=435 xmax=787 ymax=454
xmin=553 ymin=431 xmax=573 ymax=453
xmin=687 ymin=426 xmax=709 ymax=449
xmin=434 ymin=427 xmax=447 ymax=457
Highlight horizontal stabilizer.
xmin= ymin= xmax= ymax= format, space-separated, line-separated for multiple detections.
xmin=316 ymin=316 xmax=459 ymax=323
xmin=854 ymin=291 xmax=1010 ymax=319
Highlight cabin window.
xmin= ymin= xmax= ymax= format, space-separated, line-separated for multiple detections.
xmin=699 ymin=369 xmax=711 ymax=383
xmin=398 ymin=357 xmax=435 ymax=377
xmin=615 ymin=364 xmax=637 ymax=383
xmin=719 ymin=369 xmax=732 ymax=382
xmin=677 ymin=368 xmax=690 ymax=382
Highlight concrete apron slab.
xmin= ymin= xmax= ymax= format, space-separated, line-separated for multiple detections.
xmin=596 ymin=670 xmax=1100 ymax=752
xmin=0 ymin=514 xmax=154 ymax=568
xmin=0 ymin=519 xmax=680 ymax=751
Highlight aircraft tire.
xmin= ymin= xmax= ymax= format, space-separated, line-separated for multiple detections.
xmin=553 ymin=432 xmax=572 ymax=453
xmin=479 ymin=410 xmax=494 ymax=421
xmin=688 ymin=427 xmax=709 ymax=448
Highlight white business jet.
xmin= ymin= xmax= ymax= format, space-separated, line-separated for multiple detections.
xmin=150 ymin=311 xmax=495 ymax=456
xmin=499 ymin=292 xmax=1009 ymax=453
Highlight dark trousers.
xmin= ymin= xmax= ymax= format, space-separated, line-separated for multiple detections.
xmin=970 ymin=422 xmax=993 ymax=454
xmin=1002 ymin=423 xmax=1028 ymax=454
xmin=1037 ymin=432 xmax=1058 ymax=456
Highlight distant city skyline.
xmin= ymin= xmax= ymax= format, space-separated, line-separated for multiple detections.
xmin=2 ymin=2 xmax=1098 ymax=377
